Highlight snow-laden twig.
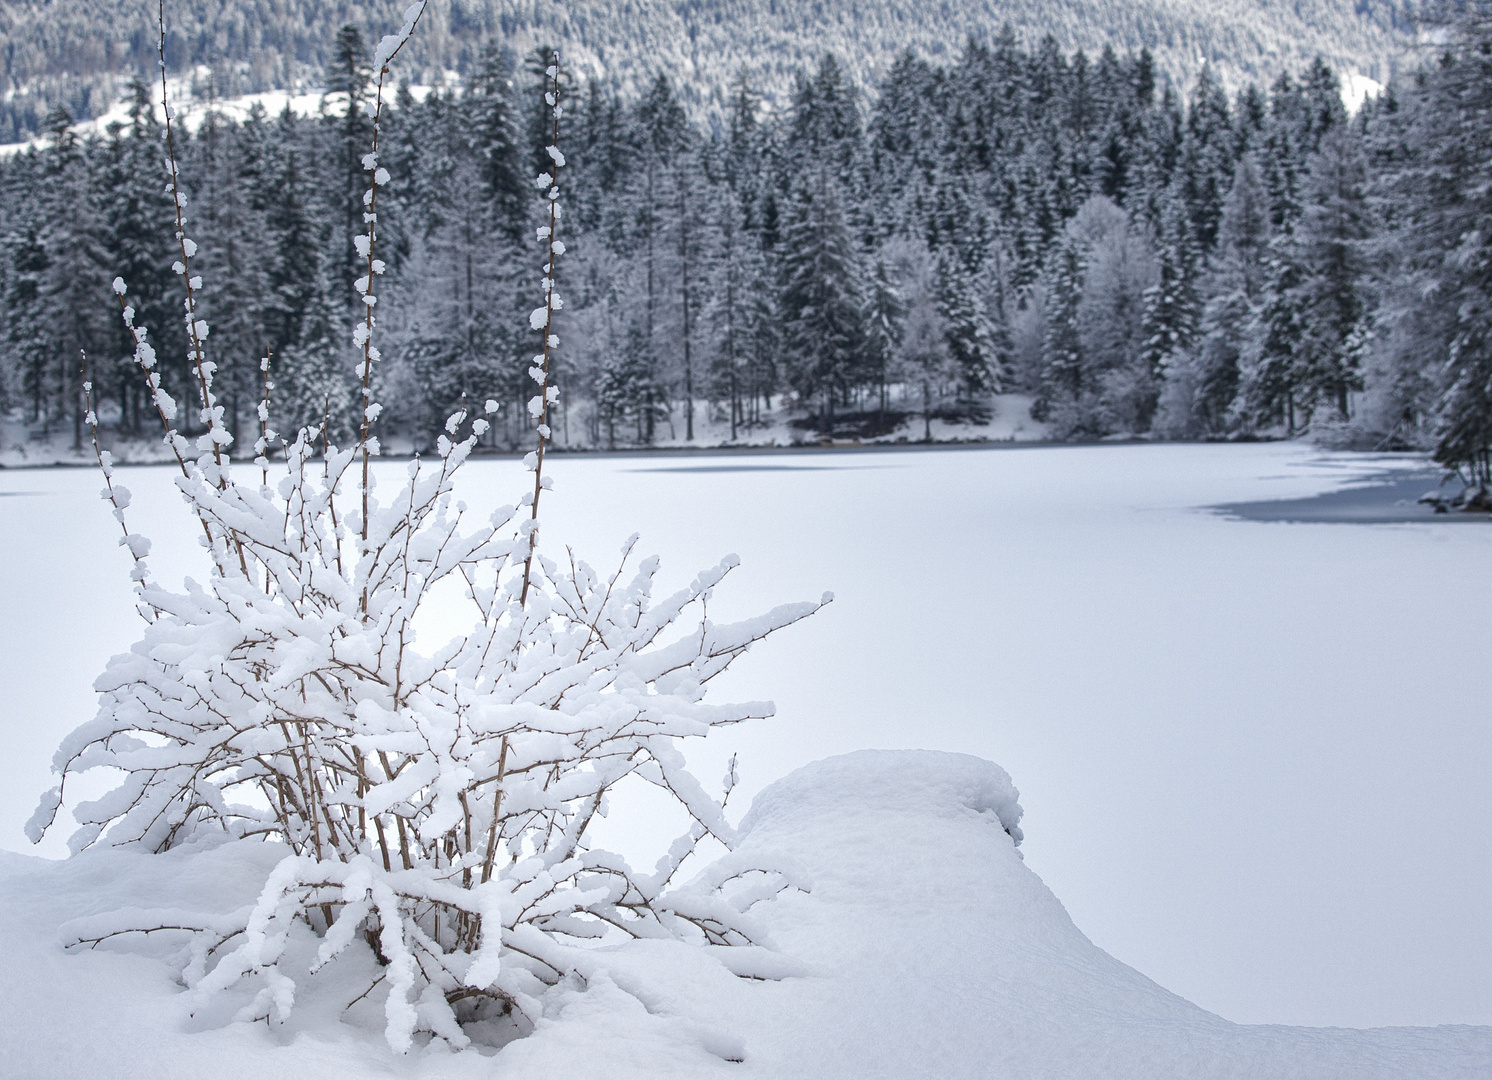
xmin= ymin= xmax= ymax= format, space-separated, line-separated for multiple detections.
xmin=356 ymin=1 xmax=430 ymax=603
xmin=520 ymin=53 xmax=568 ymax=606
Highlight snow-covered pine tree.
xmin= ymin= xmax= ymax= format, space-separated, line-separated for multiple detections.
xmin=1169 ymin=154 xmax=1271 ymax=436
xmin=1036 ymin=235 xmax=1089 ymax=435
xmin=706 ymin=179 xmax=770 ymax=439
xmin=884 ymin=235 xmax=951 ymax=440
xmin=936 ymin=249 xmax=999 ymax=409
xmin=863 ymin=255 xmax=906 ymax=417
xmin=777 ymin=55 xmax=871 ymax=429
xmin=37 ymin=107 xmax=112 ymax=447
xmin=1258 ymin=59 xmax=1346 ymax=237
xmin=618 ymin=74 xmax=694 ymax=434
xmin=390 ymin=84 xmax=522 ymax=449
xmin=1243 ymin=238 xmax=1309 ymax=434
xmin=598 ymin=317 xmax=671 ymax=444
xmin=864 ymin=52 xmax=934 ymax=243
xmin=189 ymin=105 xmax=273 ymax=444
xmin=779 ymin=182 xmax=866 ymax=430
xmin=1373 ymin=8 xmax=1492 ymax=488
xmin=671 ymin=140 xmax=711 ymax=441
xmin=740 ymin=255 xmax=783 ymax=429
xmin=1291 ymin=124 xmax=1371 ymax=423
xmin=1131 ymin=81 xmax=1184 ymax=234
xmin=468 ymin=42 xmax=528 ymax=243
xmin=260 ymin=146 xmax=332 ymax=433
xmin=326 ymin=24 xmax=375 ymax=302
xmin=1240 ymin=115 xmax=1368 ymax=437
xmin=100 ymin=82 xmax=184 ymax=433
xmin=1175 ymin=66 xmax=1237 ymax=256
xmin=274 ymin=255 xmax=354 ymax=440
xmin=1 ymin=217 xmax=48 ymax=423
xmin=788 ymin=54 xmax=863 ymax=188
xmin=0 ymin=135 xmax=55 ymax=425
xmin=1137 ymin=194 xmax=1202 ymax=430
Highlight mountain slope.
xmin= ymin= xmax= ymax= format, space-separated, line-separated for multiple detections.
xmin=0 ymin=0 xmax=1412 ymax=138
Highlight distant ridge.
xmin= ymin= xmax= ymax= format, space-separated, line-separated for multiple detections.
xmin=0 ymin=0 xmax=1413 ymax=139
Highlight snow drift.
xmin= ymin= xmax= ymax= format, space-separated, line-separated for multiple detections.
xmin=1 ymin=750 xmax=1489 ymax=1078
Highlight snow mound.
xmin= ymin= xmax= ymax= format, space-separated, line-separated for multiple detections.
xmin=650 ymin=750 xmax=1492 ymax=1079
xmin=1 ymin=751 xmax=1490 ymax=1078
xmin=738 ymin=747 xmax=1025 ymax=845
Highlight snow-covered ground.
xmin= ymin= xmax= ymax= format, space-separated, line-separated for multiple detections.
xmin=4 ymin=749 xmax=1488 ymax=1079
xmin=2 ymin=441 xmax=1490 ymax=1071
xmin=0 ymin=72 xmax=449 ymax=158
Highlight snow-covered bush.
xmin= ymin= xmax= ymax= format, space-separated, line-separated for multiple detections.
xmin=30 ymin=5 xmax=825 ymax=1053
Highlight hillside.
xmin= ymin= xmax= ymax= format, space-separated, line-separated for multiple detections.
xmin=0 ymin=0 xmax=1412 ymax=139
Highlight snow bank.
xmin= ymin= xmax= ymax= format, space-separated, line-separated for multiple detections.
xmin=2 ymin=750 xmax=1487 ymax=1078
xmin=738 ymin=746 xmax=1026 ymax=842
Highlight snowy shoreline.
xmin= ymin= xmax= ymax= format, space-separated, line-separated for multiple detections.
xmin=0 ymin=432 xmax=1310 ymax=471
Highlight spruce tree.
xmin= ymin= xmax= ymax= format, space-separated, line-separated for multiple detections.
xmin=467 ymin=43 xmax=527 ymax=241
xmin=262 ymin=148 xmax=320 ymax=363
xmin=1177 ymin=66 xmax=1236 ymax=254
xmin=1373 ymin=11 xmax=1492 ymax=485
xmin=887 ymin=237 xmax=951 ymax=441
xmin=672 ymin=144 xmax=710 ymax=440
xmin=37 ymin=107 xmax=111 ymax=444
xmin=937 ymin=250 xmax=998 ymax=404
xmin=276 ymin=259 xmax=352 ymax=439
xmin=402 ymin=153 xmax=518 ymax=441
xmin=622 ymin=74 xmax=693 ymax=430
xmin=778 ymin=184 xmax=866 ymax=429
xmin=191 ymin=109 xmax=270 ymax=441
xmin=101 ymin=84 xmax=182 ymax=424
xmin=1037 ymin=236 xmax=1089 ymax=434
xmin=1243 ymin=243 xmax=1308 ymax=433
xmin=707 ymin=181 xmax=770 ymax=438
xmin=1137 ymin=196 xmax=1201 ymax=429
xmin=1291 ymin=125 xmax=1370 ymax=421
xmin=863 ymin=256 xmax=906 ymax=417
xmin=4 ymin=218 xmax=50 ymax=425
xmin=1190 ymin=154 xmax=1272 ymax=434
xmin=326 ymin=26 xmax=373 ymax=302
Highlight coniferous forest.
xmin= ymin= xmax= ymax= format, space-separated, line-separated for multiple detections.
xmin=2 ymin=17 xmax=1491 ymax=487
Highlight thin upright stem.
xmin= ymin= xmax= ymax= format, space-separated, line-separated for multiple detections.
xmin=155 ymin=0 xmax=250 ymax=581
xmin=355 ymin=4 xmax=427 ymax=616
xmin=520 ymin=55 xmax=565 ymax=607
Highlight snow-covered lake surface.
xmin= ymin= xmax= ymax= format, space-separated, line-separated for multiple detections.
xmin=2 ymin=441 xmax=1489 ymax=1040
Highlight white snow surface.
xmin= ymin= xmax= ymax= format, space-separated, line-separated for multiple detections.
xmin=0 ymin=72 xmax=445 ymax=159
xmin=3 ymin=441 xmax=1491 ymax=1038
xmin=1 ymin=749 xmax=1488 ymax=1077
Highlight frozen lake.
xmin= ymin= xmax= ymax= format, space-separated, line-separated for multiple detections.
xmin=2 ymin=440 xmax=1488 ymax=1029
